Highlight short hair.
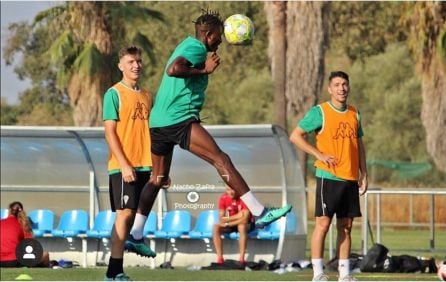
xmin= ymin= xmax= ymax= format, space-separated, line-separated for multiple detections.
xmin=118 ymin=46 xmax=142 ymax=60
xmin=193 ymin=8 xmax=223 ymax=30
xmin=329 ymin=71 xmax=349 ymax=83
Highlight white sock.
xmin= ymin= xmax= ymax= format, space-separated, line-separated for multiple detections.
xmin=240 ymin=191 xmax=264 ymax=216
xmin=312 ymin=258 xmax=324 ymax=277
xmin=338 ymin=259 xmax=350 ymax=279
xmin=129 ymin=213 xmax=147 ymax=240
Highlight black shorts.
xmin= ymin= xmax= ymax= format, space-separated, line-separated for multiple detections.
xmin=315 ymin=177 xmax=361 ymax=218
xmin=109 ymin=171 xmax=151 ymax=211
xmin=150 ymin=117 xmax=200 ymax=156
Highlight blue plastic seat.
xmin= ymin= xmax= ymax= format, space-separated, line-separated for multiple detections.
xmin=143 ymin=211 xmax=157 ymax=237
xmin=154 ymin=210 xmax=191 ymax=239
xmin=28 ymin=209 xmax=55 ymax=237
xmin=86 ymin=210 xmax=116 ymax=239
xmin=52 ymin=210 xmax=89 ymax=238
xmin=189 ymin=210 xmax=219 ymax=239
xmin=257 ymin=211 xmax=297 ymax=240
xmin=1 ymin=208 xmax=8 ymax=219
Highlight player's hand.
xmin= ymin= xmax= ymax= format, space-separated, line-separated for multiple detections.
xmin=358 ymin=174 xmax=368 ymax=196
xmin=316 ymin=152 xmax=337 ymax=168
xmin=204 ymin=52 xmax=220 ymax=74
xmin=122 ymin=165 xmax=136 ymax=183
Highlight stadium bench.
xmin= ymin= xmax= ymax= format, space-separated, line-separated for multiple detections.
xmin=52 ymin=209 xmax=89 ymax=238
xmin=28 ymin=209 xmax=55 ymax=237
xmin=154 ymin=210 xmax=191 ymax=239
xmin=189 ymin=210 xmax=219 ymax=239
xmin=86 ymin=210 xmax=115 ymax=239
xmin=1 ymin=208 xmax=8 ymax=219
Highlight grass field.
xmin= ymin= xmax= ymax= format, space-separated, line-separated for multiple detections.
xmin=0 ymin=267 xmax=441 ymax=281
xmin=1 ymin=226 xmax=444 ymax=281
xmin=308 ymin=224 xmax=446 ymax=260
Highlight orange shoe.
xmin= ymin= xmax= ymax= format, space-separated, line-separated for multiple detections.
xmin=217 ymin=256 xmax=224 ymax=264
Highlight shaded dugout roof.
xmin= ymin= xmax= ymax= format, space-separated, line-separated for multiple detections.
xmin=0 ymin=125 xmax=307 ymax=236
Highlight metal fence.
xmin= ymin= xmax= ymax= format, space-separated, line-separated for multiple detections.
xmin=361 ymin=188 xmax=446 ymax=254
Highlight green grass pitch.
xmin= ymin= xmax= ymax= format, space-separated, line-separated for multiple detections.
xmin=0 ymin=267 xmax=441 ymax=281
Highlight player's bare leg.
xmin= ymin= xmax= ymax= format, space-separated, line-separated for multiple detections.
xmin=237 ymin=223 xmax=248 ymax=264
xmin=188 ymin=122 xmax=292 ymax=228
xmin=125 ymin=152 xmax=173 ymax=258
xmin=106 ymin=209 xmax=135 ymax=278
xmin=311 ymin=216 xmax=331 ymax=281
xmin=336 ymin=217 xmax=354 ymax=281
xmin=212 ymin=224 xmax=225 ymax=264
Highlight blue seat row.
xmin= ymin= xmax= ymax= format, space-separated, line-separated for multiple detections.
xmin=20 ymin=209 xmax=297 ymax=240
xmin=1 ymin=208 xmax=8 ymax=219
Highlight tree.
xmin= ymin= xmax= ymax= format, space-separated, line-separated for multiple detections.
xmin=265 ymin=2 xmax=330 ymax=179
xmin=0 ymin=99 xmax=19 ymax=125
xmin=3 ymin=21 xmax=73 ymax=125
xmin=402 ymin=2 xmax=446 ymax=173
xmin=265 ymin=2 xmax=287 ymax=129
xmin=5 ymin=2 xmax=164 ymax=126
xmin=329 ymin=2 xmax=406 ymax=62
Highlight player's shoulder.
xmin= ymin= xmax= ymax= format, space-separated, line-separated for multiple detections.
xmin=347 ymin=104 xmax=358 ymax=111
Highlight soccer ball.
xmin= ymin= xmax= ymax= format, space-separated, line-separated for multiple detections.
xmin=224 ymin=14 xmax=254 ymax=45
xmin=438 ymin=260 xmax=446 ymax=281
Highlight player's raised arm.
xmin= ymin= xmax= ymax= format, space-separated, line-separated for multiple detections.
xmin=166 ymin=53 xmax=220 ymax=77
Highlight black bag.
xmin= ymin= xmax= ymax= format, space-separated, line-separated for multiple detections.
xmin=396 ymin=255 xmax=422 ymax=273
xmin=360 ymin=243 xmax=389 ymax=272
xmin=383 ymin=255 xmax=423 ymax=273
xmin=383 ymin=256 xmax=399 ymax=273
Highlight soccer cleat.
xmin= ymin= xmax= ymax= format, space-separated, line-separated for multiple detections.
xmin=254 ymin=204 xmax=292 ymax=229
xmin=124 ymin=235 xmax=156 ymax=258
xmin=338 ymin=275 xmax=358 ymax=281
xmin=312 ymin=273 xmax=329 ymax=281
xmin=104 ymin=273 xmax=131 ymax=281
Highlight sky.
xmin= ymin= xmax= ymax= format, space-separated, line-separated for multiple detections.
xmin=1 ymin=1 xmax=55 ymax=105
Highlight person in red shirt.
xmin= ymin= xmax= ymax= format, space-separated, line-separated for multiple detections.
xmin=0 ymin=201 xmax=49 ymax=267
xmin=212 ymin=185 xmax=253 ymax=265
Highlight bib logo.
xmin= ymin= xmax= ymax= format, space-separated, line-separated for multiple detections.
xmin=132 ymin=102 xmax=149 ymax=120
xmin=333 ymin=122 xmax=357 ymax=139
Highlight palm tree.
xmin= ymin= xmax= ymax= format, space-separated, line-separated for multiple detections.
xmin=265 ymin=2 xmax=329 ymax=179
xmin=403 ymin=2 xmax=446 ymax=173
xmin=34 ymin=2 xmax=164 ymax=126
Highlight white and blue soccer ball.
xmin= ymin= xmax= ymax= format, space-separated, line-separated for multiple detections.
xmin=224 ymin=14 xmax=254 ymax=45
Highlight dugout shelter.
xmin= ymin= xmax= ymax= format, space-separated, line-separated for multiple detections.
xmin=0 ymin=125 xmax=307 ymax=267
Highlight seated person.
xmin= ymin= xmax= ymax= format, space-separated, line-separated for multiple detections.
xmin=0 ymin=201 xmax=50 ymax=267
xmin=212 ymin=185 xmax=253 ymax=265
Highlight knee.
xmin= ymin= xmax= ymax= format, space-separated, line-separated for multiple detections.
xmin=213 ymin=224 xmax=221 ymax=234
xmin=149 ymin=175 xmax=166 ymax=189
xmin=116 ymin=209 xmax=135 ymax=226
xmin=337 ymin=222 xmax=353 ymax=235
xmin=315 ymin=222 xmax=331 ymax=234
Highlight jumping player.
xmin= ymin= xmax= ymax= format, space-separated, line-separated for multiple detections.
xmin=125 ymin=9 xmax=292 ymax=257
